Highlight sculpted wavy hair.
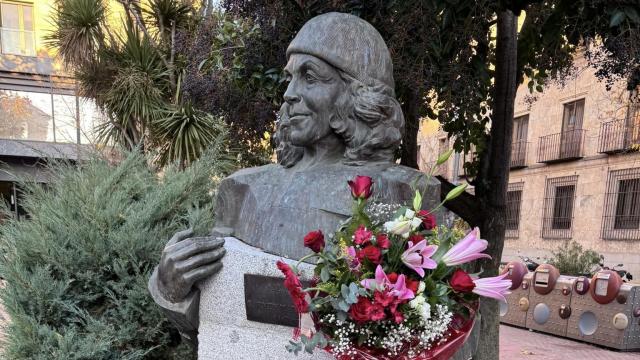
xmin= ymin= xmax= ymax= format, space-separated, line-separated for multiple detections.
xmin=331 ymin=72 xmax=404 ymax=165
xmin=275 ymin=71 xmax=404 ymax=167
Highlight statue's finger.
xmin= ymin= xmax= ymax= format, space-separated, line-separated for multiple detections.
xmin=176 ymin=248 xmax=226 ymax=272
xmin=172 ymin=237 xmax=225 ymax=260
xmin=184 ymin=262 xmax=223 ymax=284
xmin=165 ymin=228 xmax=194 ymax=248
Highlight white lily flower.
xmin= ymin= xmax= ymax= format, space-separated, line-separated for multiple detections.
xmin=405 ymin=209 xmax=416 ymax=219
xmin=410 ymin=216 xmax=423 ymax=230
xmin=384 ymin=219 xmax=412 ymax=238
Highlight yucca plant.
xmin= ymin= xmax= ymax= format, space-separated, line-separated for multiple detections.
xmin=47 ymin=0 xmax=227 ymax=167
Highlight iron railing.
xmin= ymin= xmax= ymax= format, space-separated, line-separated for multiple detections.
xmin=541 ymin=175 xmax=578 ymax=239
xmin=505 ymin=182 xmax=524 ymax=238
xmin=598 ymin=119 xmax=640 ymax=154
xmin=537 ymin=129 xmax=585 ymax=163
xmin=602 ymin=168 xmax=640 ymax=240
xmin=511 ymin=141 xmax=528 ymax=169
xmin=0 ymin=28 xmax=36 ymax=56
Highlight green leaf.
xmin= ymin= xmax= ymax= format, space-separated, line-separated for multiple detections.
xmin=413 ymin=190 xmax=423 ymax=211
xmin=610 ymin=11 xmax=626 ymax=27
xmin=320 ymin=266 xmax=331 ymax=282
xmin=436 ymin=148 xmax=454 ymax=165
xmin=445 ymin=183 xmax=468 ymax=202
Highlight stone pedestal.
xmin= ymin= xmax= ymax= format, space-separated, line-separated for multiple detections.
xmin=197 ymin=237 xmax=479 ymax=359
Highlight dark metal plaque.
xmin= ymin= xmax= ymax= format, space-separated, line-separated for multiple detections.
xmin=244 ymin=274 xmax=299 ymax=327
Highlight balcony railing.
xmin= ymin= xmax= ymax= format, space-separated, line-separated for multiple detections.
xmin=598 ymin=119 xmax=640 ymax=154
xmin=0 ymin=28 xmax=36 ymax=56
xmin=537 ymin=129 xmax=586 ymax=163
xmin=511 ymin=140 xmax=528 ymax=169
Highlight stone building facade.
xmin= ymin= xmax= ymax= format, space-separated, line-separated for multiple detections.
xmin=0 ymin=0 xmax=106 ymax=219
xmin=418 ymin=55 xmax=640 ymax=278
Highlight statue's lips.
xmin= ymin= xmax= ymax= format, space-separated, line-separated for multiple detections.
xmin=289 ymin=114 xmax=311 ymax=125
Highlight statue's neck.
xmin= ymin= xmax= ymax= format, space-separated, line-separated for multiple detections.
xmin=292 ymin=133 xmax=345 ymax=170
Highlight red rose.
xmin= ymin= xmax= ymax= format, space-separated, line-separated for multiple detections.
xmin=408 ymin=234 xmax=424 ymax=244
xmin=418 ymin=210 xmax=437 ymax=230
xmin=387 ymin=272 xmax=399 ymax=283
xmin=376 ymin=233 xmax=391 ymax=249
xmin=348 ymin=175 xmax=373 ymax=199
xmin=303 ymin=230 xmax=325 ymax=253
xmin=358 ymin=245 xmax=382 ymax=264
xmin=354 ymin=225 xmax=373 ymax=246
xmin=449 ymin=269 xmax=476 ymax=293
xmin=349 ymin=296 xmax=373 ymax=323
xmin=406 ymin=278 xmax=420 ymax=294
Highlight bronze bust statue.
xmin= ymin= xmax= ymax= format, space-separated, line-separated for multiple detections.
xmin=148 ymin=12 xmax=438 ymax=347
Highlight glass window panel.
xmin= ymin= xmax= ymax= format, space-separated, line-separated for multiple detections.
xmin=78 ymin=97 xmax=105 ymax=144
xmin=0 ymin=90 xmax=53 ymax=141
xmin=52 ymin=94 xmax=78 ymax=143
xmin=22 ymin=6 xmax=32 ymax=30
xmin=1 ymin=3 xmax=19 ymax=28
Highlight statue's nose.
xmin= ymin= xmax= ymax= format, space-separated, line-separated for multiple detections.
xmin=283 ymin=83 xmax=301 ymax=104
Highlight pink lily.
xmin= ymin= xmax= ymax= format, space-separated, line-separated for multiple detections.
xmin=401 ymin=240 xmax=438 ymax=277
xmin=389 ymin=274 xmax=415 ymax=300
xmin=472 ymin=274 xmax=512 ymax=302
xmin=361 ymin=265 xmax=415 ymax=300
xmin=361 ymin=265 xmax=390 ymax=290
xmin=441 ymin=227 xmax=491 ymax=266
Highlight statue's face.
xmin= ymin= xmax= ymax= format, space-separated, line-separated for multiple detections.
xmin=283 ymin=54 xmax=347 ymax=146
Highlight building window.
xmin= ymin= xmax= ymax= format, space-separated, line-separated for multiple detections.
xmin=542 ymin=175 xmax=578 ymax=239
xmin=0 ymin=2 xmax=35 ymax=56
xmin=602 ymin=168 xmax=640 ymax=240
xmin=0 ymin=89 xmax=104 ymax=144
xmin=506 ymin=182 xmax=524 ymax=238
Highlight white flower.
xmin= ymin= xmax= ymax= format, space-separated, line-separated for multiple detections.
xmin=418 ymin=281 xmax=426 ymax=294
xmin=410 ymin=216 xmax=422 ymax=229
xmin=384 ymin=219 xmax=412 ymax=238
xmin=384 ymin=208 xmax=423 ymax=238
xmin=409 ymin=295 xmax=425 ymax=308
xmin=420 ymin=302 xmax=431 ymax=320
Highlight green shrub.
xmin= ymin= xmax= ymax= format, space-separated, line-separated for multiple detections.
xmin=0 ymin=145 xmax=233 ymax=359
xmin=548 ymin=240 xmax=602 ymax=276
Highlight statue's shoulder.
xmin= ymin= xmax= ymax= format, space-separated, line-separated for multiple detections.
xmin=222 ymin=163 xmax=284 ymax=184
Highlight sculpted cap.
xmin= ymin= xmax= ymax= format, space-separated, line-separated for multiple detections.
xmin=286 ymin=12 xmax=394 ymax=90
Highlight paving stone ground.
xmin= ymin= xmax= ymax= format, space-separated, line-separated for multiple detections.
xmin=500 ymin=324 xmax=640 ymax=359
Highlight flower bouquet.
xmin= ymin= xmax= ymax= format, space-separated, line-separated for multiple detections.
xmin=277 ymin=163 xmax=511 ymax=359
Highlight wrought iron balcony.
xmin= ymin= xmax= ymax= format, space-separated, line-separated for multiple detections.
xmin=510 ymin=140 xmax=528 ymax=169
xmin=537 ymin=129 xmax=585 ymax=164
xmin=598 ymin=119 xmax=640 ymax=154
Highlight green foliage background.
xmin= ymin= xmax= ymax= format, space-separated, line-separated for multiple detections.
xmin=0 ymin=144 xmax=233 ymax=359
xmin=548 ymin=240 xmax=602 ymax=277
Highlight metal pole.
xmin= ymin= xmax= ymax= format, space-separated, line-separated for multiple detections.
xmin=50 ymin=74 xmax=56 ymax=142
xmin=75 ymin=84 xmax=81 ymax=144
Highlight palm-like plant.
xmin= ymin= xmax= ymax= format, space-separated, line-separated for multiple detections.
xmin=47 ymin=0 xmax=227 ymax=167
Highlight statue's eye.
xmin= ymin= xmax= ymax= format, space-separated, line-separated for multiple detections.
xmin=304 ymin=72 xmax=317 ymax=83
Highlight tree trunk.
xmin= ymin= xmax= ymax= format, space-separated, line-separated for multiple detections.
xmin=400 ymin=88 xmax=420 ymax=169
xmin=474 ymin=9 xmax=518 ymax=360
